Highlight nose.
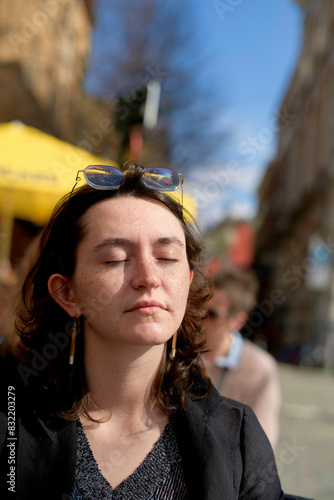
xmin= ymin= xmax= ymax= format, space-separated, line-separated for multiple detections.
xmin=131 ymin=255 xmax=161 ymax=290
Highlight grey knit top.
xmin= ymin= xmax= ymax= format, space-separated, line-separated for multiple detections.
xmin=71 ymin=420 xmax=188 ymax=499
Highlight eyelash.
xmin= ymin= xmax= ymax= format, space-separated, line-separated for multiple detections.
xmin=105 ymin=260 xmax=128 ymax=265
xmin=105 ymin=258 xmax=178 ymax=265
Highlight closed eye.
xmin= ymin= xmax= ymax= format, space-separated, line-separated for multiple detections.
xmin=105 ymin=260 xmax=129 ymax=265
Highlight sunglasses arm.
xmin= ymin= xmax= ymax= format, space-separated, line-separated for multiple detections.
xmin=68 ymin=170 xmax=84 ymax=195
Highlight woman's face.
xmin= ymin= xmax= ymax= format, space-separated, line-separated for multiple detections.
xmin=66 ymin=196 xmax=192 ymax=350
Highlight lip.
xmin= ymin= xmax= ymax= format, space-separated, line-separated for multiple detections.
xmin=126 ymin=300 xmax=166 ymax=314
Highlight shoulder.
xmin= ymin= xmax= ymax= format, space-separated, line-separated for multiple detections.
xmin=242 ymin=338 xmax=278 ymax=373
xmin=0 ymin=371 xmax=73 ymax=444
xmin=183 ymin=386 xmax=264 ymax=439
xmin=174 ymin=388 xmax=283 ymax=499
xmin=0 ymin=375 xmax=77 ymax=498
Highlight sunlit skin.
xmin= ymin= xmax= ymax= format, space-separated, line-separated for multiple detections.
xmin=73 ymin=197 xmax=191 ymax=348
xmin=47 ymin=196 xmax=193 ymax=487
xmin=49 ymin=196 xmax=192 ymax=351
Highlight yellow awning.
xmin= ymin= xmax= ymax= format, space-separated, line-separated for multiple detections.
xmin=0 ymin=121 xmax=117 ymax=226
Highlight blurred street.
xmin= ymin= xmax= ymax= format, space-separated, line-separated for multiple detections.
xmin=275 ymin=363 xmax=334 ymax=500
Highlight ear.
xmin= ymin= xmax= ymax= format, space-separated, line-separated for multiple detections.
xmin=229 ymin=312 xmax=248 ymax=332
xmin=48 ymin=274 xmax=81 ymax=318
xmin=189 ymin=271 xmax=194 ymax=284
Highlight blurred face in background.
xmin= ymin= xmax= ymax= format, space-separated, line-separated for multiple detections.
xmin=205 ymin=289 xmax=233 ymax=346
xmin=205 ymin=288 xmax=247 ymax=355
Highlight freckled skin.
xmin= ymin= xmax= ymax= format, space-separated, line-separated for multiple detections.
xmin=69 ymin=196 xmax=192 ymax=350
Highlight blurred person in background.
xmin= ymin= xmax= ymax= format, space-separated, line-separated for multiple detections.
xmin=0 ymin=259 xmax=19 ymax=375
xmin=0 ymin=236 xmax=40 ymax=377
xmin=0 ymin=259 xmax=16 ymax=329
xmin=0 ymin=163 xmax=284 ymax=499
xmin=203 ymin=269 xmax=281 ymax=448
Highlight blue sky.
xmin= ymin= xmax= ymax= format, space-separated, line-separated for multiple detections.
xmin=185 ymin=0 xmax=304 ymax=228
xmin=85 ymin=0 xmax=304 ymax=229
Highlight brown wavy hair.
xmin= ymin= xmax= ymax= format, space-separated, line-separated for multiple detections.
xmin=16 ymin=163 xmax=212 ymax=420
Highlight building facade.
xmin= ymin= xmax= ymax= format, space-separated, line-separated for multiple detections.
xmin=255 ymin=0 xmax=334 ymax=368
xmin=0 ymin=0 xmax=93 ymax=141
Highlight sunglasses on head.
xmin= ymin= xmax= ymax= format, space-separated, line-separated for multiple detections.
xmin=207 ymin=309 xmax=220 ymax=320
xmin=75 ymin=165 xmax=184 ymax=193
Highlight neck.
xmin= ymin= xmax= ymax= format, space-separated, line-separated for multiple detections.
xmin=83 ymin=335 xmax=165 ymax=426
xmin=204 ymin=332 xmax=232 ymax=364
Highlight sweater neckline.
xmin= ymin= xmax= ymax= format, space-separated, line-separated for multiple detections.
xmin=74 ymin=419 xmax=183 ymax=499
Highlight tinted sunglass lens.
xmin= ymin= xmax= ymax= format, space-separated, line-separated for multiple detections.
xmin=143 ymin=168 xmax=179 ymax=191
xmin=84 ymin=165 xmax=124 ymax=190
xmin=208 ymin=309 xmax=219 ymax=320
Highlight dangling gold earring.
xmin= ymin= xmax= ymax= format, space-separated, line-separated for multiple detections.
xmin=171 ymin=331 xmax=178 ymax=358
xmin=69 ymin=318 xmax=78 ymax=365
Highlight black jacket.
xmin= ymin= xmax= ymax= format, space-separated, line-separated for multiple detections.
xmin=0 ymin=375 xmax=284 ymax=500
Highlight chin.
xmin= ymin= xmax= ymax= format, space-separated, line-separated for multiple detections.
xmin=133 ymin=330 xmax=173 ymax=347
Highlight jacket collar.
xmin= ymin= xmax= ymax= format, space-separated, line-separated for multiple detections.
xmin=172 ymin=387 xmax=242 ymax=500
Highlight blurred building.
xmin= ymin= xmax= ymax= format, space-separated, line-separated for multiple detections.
xmin=0 ymin=0 xmax=93 ymax=141
xmin=205 ymin=219 xmax=255 ymax=272
xmin=255 ymin=0 xmax=334 ymax=368
xmin=0 ymin=1 xmax=121 ymax=267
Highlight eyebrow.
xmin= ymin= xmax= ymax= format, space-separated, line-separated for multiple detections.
xmin=93 ymin=236 xmax=184 ymax=252
xmin=155 ymin=237 xmax=185 ymax=248
xmin=94 ymin=238 xmax=131 ymax=252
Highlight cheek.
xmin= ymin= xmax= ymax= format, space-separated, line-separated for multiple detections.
xmin=169 ymin=268 xmax=192 ymax=306
xmin=73 ymin=271 xmax=122 ymax=317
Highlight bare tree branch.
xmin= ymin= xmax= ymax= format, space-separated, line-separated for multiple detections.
xmin=84 ymin=0 xmax=227 ymax=171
